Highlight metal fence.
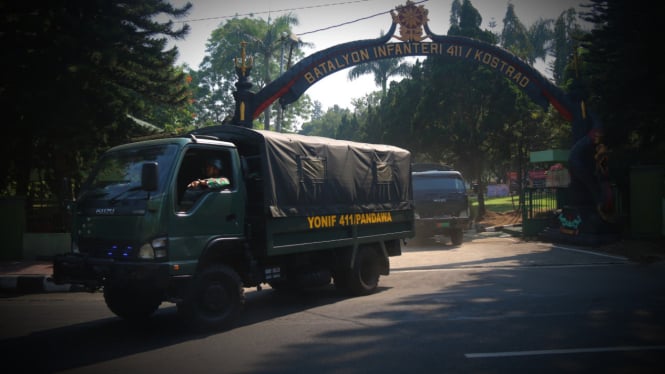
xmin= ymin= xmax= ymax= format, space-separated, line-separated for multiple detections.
xmin=521 ymin=187 xmax=562 ymax=236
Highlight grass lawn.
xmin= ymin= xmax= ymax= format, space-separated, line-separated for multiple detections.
xmin=471 ymin=195 xmax=520 ymax=214
xmin=472 ymin=193 xmax=558 ymax=214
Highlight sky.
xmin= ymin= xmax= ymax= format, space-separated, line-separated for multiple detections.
xmin=167 ymin=0 xmax=588 ymax=110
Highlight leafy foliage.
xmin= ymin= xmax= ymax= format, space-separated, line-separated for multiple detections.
xmin=193 ymin=13 xmax=311 ymax=131
xmin=578 ymin=0 xmax=664 ymax=158
xmin=1 ymin=0 xmax=193 ymax=222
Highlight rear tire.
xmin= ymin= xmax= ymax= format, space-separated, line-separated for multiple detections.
xmin=450 ymin=229 xmax=464 ymax=245
xmin=342 ymin=247 xmax=381 ymax=296
xmin=179 ymin=265 xmax=245 ymax=331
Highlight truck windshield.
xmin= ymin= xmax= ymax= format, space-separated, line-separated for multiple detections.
xmin=82 ymin=144 xmax=177 ymax=200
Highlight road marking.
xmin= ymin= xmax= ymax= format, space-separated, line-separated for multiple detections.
xmin=466 ymin=345 xmax=665 ymax=358
xmin=553 ymin=245 xmax=628 ymax=261
xmin=392 ymin=263 xmax=623 ymax=273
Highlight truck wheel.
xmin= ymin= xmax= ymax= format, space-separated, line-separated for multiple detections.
xmin=343 ymin=247 xmax=381 ymax=296
xmin=103 ymin=282 xmax=162 ymax=322
xmin=179 ymin=265 xmax=245 ymax=330
xmin=450 ymin=229 xmax=464 ymax=245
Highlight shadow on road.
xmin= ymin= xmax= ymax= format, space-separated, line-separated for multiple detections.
xmin=0 ymin=284 xmax=369 ymax=372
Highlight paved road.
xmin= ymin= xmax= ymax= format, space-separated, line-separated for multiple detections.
xmin=3 ymin=235 xmax=664 ymax=373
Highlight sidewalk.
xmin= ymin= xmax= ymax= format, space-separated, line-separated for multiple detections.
xmin=0 ymin=259 xmax=74 ymax=294
xmin=1 ymin=234 xmax=663 ymax=294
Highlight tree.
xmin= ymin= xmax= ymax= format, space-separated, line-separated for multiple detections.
xmin=500 ymin=3 xmax=534 ymax=63
xmin=447 ymin=0 xmax=497 ymax=44
xmin=299 ymin=105 xmax=352 ymax=138
xmin=501 ymin=3 xmax=555 ymax=66
xmin=579 ymin=0 xmax=663 ymax=156
xmin=196 ymin=13 xmax=311 ymax=131
xmin=1 ymin=0 xmax=193 ymax=229
xmin=347 ymin=56 xmax=413 ymax=98
xmin=499 ymin=2 xmax=570 ymax=211
xmin=345 ymin=30 xmax=413 ymax=99
xmin=551 ymin=8 xmax=584 ymax=85
xmin=248 ymin=13 xmax=301 ymax=131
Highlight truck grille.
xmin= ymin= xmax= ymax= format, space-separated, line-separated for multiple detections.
xmin=78 ymin=238 xmax=138 ymax=259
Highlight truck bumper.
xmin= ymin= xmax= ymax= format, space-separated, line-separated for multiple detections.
xmin=53 ymin=253 xmax=171 ymax=291
xmin=415 ymin=217 xmax=469 ymax=234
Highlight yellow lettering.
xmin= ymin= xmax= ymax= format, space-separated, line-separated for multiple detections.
xmin=519 ymin=76 xmax=530 ymax=87
xmin=313 ymin=66 xmax=324 ymax=79
xmin=446 ymin=45 xmax=456 ymax=57
xmin=326 ymin=60 xmax=336 ymax=72
xmin=505 ymin=65 xmax=515 ymax=77
xmin=309 ymin=212 xmax=396 ymax=226
xmin=307 ymin=215 xmax=341 ymax=229
xmin=304 ymin=72 xmax=315 ymax=84
xmin=359 ymin=48 xmax=369 ymax=60
xmin=490 ymin=56 xmax=500 ymax=68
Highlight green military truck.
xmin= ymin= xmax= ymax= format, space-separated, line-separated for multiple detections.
xmin=410 ymin=166 xmax=470 ymax=246
xmin=54 ymin=125 xmax=414 ymax=329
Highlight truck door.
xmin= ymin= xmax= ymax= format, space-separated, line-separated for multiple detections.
xmin=169 ymin=146 xmax=244 ymax=256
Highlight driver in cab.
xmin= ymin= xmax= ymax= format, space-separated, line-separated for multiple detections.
xmin=188 ymin=158 xmax=230 ymax=190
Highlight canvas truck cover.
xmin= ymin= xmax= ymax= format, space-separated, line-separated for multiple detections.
xmin=189 ymin=125 xmax=413 ymax=217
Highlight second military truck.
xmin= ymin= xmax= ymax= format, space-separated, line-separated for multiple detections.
xmin=54 ymin=125 xmax=414 ymax=329
xmin=411 ymin=166 xmax=470 ymax=245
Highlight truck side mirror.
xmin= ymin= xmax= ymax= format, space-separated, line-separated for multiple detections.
xmin=141 ymin=162 xmax=159 ymax=191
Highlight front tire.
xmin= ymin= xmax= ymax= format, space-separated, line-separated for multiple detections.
xmin=103 ymin=281 xmax=162 ymax=322
xmin=179 ymin=265 xmax=245 ymax=331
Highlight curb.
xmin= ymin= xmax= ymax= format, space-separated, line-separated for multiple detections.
xmin=0 ymin=275 xmax=74 ymax=294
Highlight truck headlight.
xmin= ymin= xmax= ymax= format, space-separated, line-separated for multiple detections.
xmin=138 ymin=237 xmax=168 ymax=259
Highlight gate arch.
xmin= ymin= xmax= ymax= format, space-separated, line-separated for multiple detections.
xmin=230 ymin=1 xmax=613 ymax=227
xmin=232 ymin=3 xmax=580 ymax=126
